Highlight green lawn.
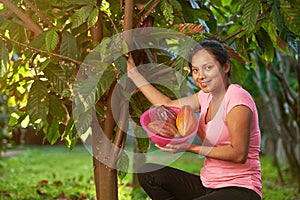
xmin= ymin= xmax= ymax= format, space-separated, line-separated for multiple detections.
xmin=0 ymin=145 xmax=299 ymax=200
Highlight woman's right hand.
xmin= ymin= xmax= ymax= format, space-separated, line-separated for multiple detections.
xmin=127 ymin=54 xmax=137 ymax=79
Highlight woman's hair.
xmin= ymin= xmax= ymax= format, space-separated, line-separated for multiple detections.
xmin=188 ymin=40 xmax=231 ymax=75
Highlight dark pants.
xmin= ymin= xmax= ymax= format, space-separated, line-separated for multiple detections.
xmin=137 ymin=163 xmax=261 ymax=200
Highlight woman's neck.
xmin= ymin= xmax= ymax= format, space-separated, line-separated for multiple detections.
xmin=211 ymin=81 xmax=230 ymax=101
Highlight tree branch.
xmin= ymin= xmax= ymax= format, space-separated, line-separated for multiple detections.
xmin=123 ymin=0 xmax=134 ymax=31
xmin=23 ymin=0 xmax=54 ymax=28
xmin=137 ymin=0 xmax=161 ymax=27
xmin=0 ymin=0 xmax=43 ymax=36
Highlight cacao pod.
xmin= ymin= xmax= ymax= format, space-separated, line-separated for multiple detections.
xmin=176 ymin=105 xmax=197 ymax=137
xmin=155 ymin=105 xmax=177 ymax=124
xmin=147 ymin=120 xmax=180 ymax=138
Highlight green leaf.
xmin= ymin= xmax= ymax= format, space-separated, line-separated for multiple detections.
xmin=88 ymin=8 xmax=99 ymax=27
xmin=272 ymin=2 xmax=298 ymax=51
xmin=63 ymin=0 xmax=95 ymax=5
xmin=73 ymin=108 xmax=92 ymax=136
xmin=117 ymin=151 xmax=129 ymax=181
xmin=45 ymin=29 xmax=59 ymax=52
xmin=168 ymin=0 xmax=182 ymax=12
xmin=200 ymin=5 xmax=217 ymax=34
xmin=134 ymin=126 xmax=150 ymax=153
xmin=49 ymin=94 xmax=67 ymax=122
xmin=25 ymin=32 xmax=47 ymax=58
xmin=255 ymin=28 xmax=274 ymax=61
xmin=281 ymin=1 xmax=300 ymax=37
xmin=71 ymin=5 xmax=94 ymax=29
xmin=0 ymin=40 xmax=9 ymax=77
xmin=63 ymin=117 xmax=78 ymax=150
xmin=46 ymin=118 xmax=60 ymax=145
xmin=73 ymin=70 xmax=116 ymax=113
xmin=43 ymin=63 xmax=69 ymax=94
xmin=160 ymin=0 xmax=174 ymax=23
xmin=27 ymin=80 xmax=49 ymax=124
xmin=60 ymin=32 xmax=78 ymax=60
xmin=221 ymin=0 xmax=232 ymax=7
xmin=173 ymin=56 xmax=189 ymax=85
xmin=242 ymin=0 xmax=260 ymax=34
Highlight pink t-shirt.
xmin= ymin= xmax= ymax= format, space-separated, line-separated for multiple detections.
xmin=197 ymin=84 xmax=262 ymax=197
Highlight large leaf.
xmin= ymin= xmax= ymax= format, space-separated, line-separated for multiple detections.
xmin=168 ymin=0 xmax=182 ymax=12
xmin=242 ymin=0 xmax=260 ymax=34
xmin=72 ymin=108 xmax=92 ymax=136
xmin=63 ymin=117 xmax=77 ymax=150
xmin=43 ymin=63 xmax=69 ymax=94
xmin=272 ymin=2 xmax=298 ymax=51
xmin=160 ymin=0 xmax=174 ymax=24
xmin=24 ymin=32 xmax=47 ymax=58
xmin=173 ymin=23 xmax=205 ymax=35
xmin=45 ymin=29 xmax=59 ymax=52
xmin=49 ymin=94 xmax=68 ymax=123
xmin=27 ymin=80 xmax=49 ymax=124
xmin=255 ymin=28 xmax=275 ymax=61
xmin=88 ymin=8 xmax=99 ymax=27
xmin=0 ymin=40 xmax=9 ymax=76
xmin=117 ymin=151 xmax=129 ymax=181
xmin=71 ymin=5 xmax=94 ymax=29
xmin=281 ymin=1 xmax=300 ymax=37
xmin=200 ymin=5 xmax=217 ymax=34
xmin=73 ymin=70 xmax=116 ymax=113
xmin=45 ymin=118 xmax=60 ymax=145
xmin=60 ymin=32 xmax=78 ymax=60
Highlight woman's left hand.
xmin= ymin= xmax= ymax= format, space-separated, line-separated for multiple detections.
xmin=156 ymin=141 xmax=191 ymax=153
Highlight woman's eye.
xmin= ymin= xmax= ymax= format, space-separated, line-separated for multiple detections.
xmin=204 ymin=66 xmax=212 ymax=70
xmin=192 ymin=68 xmax=198 ymax=73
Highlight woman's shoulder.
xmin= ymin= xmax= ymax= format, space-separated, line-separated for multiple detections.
xmin=228 ymin=84 xmax=251 ymax=97
xmin=226 ymin=84 xmax=256 ymax=110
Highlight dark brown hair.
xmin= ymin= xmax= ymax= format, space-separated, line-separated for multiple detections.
xmin=189 ymin=40 xmax=231 ymax=76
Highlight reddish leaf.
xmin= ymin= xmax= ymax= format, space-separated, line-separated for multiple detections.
xmin=173 ymin=23 xmax=205 ymax=35
xmin=54 ymin=180 xmax=63 ymax=186
xmin=36 ymin=189 xmax=45 ymax=195
xmin=38 ymin=180 xmax=49 ymax=187
xmin=225 ymin=45 xmax=246 ymax=64
xmin=0 ymin=191 xmax=10 ymax=197
xmin=276 ymin=35 xmax=287 ymax=51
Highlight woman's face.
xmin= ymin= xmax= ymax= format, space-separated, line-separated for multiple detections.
xmin=191 ymin=49 xmax=230 ymax=94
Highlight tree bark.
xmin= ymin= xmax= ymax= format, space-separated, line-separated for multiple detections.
xmin=92 ymin=80 xmax=119 ymax=200
xmin=0 ymin=0 xmax=43 ymax=36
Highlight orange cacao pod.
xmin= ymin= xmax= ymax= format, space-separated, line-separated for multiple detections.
xmin=147 ymin=120 xmax=180 ymax=138
xmin=176 ymin=105 xmax=197 ymax=137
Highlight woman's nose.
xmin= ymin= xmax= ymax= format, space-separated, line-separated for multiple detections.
xmin=195 ymin=70 xmax=205 ymax=80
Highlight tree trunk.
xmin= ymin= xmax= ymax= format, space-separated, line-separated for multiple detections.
xmin=92 ymin=155 xmax=118 ymax=200
xmin=92 ymin=92 xmax=119 ymax=200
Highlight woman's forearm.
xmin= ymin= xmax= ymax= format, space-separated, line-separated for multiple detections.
xmin=187 ymin=144 xmax=248 ymax=164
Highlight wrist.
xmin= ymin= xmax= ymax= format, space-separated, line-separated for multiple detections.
xmin=128 ymin=68 xmax=149 ymax=88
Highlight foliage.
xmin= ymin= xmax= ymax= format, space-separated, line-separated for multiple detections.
xmin=0 ymin=0 xmax=299 ymax=197
xmin=0 ymin=0 xmax=298 ymax=148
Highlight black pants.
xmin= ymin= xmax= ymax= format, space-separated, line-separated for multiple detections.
xmin=137 ymin=163 xmax=261 ymax=200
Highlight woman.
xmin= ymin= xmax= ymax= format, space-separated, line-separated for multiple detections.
xmin=127 ymin=40 xmax=262 ymax=200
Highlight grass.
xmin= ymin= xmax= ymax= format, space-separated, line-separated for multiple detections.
xmin=0 ymin=144 xmax=299 ymax=200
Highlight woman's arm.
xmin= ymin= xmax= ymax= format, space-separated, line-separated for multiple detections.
xmin=158 ymin=105 xmax=252 ymax=164
xmin=127 ymin=56 xmax=200 ymax=110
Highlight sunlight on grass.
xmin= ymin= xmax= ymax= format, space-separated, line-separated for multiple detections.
xmin=0 ymin=145 xmax=299 ymax=200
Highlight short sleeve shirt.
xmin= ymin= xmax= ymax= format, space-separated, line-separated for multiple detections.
xmin=198 ymin=84 xmax=262 ymax=197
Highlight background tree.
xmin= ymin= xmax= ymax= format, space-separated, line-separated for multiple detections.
xmin=0 ymin=0 xmax=299 ymax=199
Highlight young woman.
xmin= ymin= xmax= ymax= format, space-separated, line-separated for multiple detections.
xmin=127 ymin=40 xmax=262 ymax=200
